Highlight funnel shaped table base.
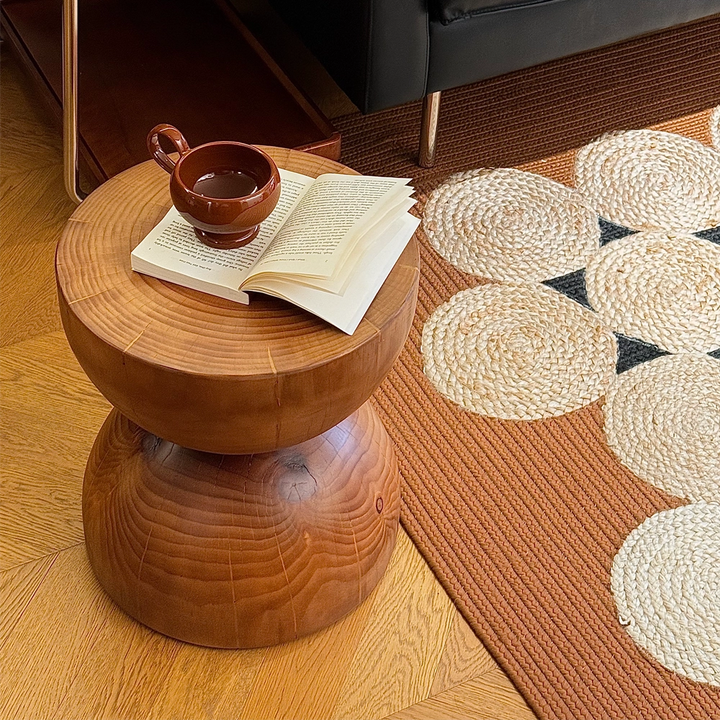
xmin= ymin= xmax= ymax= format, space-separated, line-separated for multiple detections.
xmin=82 ymin=403 xmax=400 ymax=648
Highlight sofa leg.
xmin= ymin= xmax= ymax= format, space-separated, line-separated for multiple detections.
xmin=419 ymin=92 xmax=441 ymax=167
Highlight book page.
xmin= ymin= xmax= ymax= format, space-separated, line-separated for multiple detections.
xmin=243 ymin=213 xmax=419 ymax=334
xmin=304 ymin=197 xmax=417 ymax=294
xmin=259 ymin=196 xmax=417 ymax=295
xmin=131 ymin=169 xmax=313 ymax=294
xmin=248 ymin=174 xmax=413 ymax=279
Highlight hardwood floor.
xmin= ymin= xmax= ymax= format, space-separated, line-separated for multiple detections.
xmin=0 ymin=44 xmax=537 ymax=720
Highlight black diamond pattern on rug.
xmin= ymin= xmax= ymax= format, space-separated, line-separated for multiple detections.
xmin=615 ymin=333 xmax=671 ymax=374
xmin=542 ymin=269 xmax=591 ymax=309
xmin=693 ymin=225 xmax=720 ymax=245
xmin=599 ymin=217 xmax=636 ymax=246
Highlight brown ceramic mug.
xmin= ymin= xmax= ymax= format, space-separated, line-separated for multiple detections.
xmin=147 ymin=124 xmax=281 ymax=249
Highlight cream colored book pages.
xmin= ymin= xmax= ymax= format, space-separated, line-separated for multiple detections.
xmin=251 ymin=174 xmax=413 ymax=280
xmin=318 ymin=196 xmax=417 ymax=294
xmin=130 ymin=170 xmax=313 ymax=298
xmin=246 ymin=213 xmax=420 ymax=334
xmin=262 ymin=196 xmax=417 ymax=294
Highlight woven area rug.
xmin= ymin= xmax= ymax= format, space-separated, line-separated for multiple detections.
xmin=335 ymin=15 xmax=720 ymax=720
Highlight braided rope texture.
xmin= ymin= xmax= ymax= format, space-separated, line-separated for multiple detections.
xmin=575 ymin=130 xmax=720 ymax=232
xmin=423 ymin=168 xmax=599 ymax=281
xmin=604 ymin=354 xmax=720 ymax=503
xmin=611 ymin=503 xmax=720 ymax=686
xmin=421 ymin=283 xmax=616 ymax=419
xmin=337 ymin=17 xmax=720 ymax=719
xmin=585 ymin=231 xmax=720 ymax=353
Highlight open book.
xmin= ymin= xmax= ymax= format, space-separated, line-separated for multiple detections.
xmin=131 ymin=169 xmax=420 ymax=334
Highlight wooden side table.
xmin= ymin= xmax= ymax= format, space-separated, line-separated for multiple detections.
xmin=55 ymin=149 xmax=419 ymax=648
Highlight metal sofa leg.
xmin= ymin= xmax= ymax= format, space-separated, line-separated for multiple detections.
xmin=419 ymin=91 xmax=441 ymax=167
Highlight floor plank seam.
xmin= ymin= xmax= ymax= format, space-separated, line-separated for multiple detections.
xmin=0 ymin=550 xmax=59 ymax=650
xmin=0 ymin=327 xmax=64 ymax=353
xmin=0 ymin=540 xmax=85 ymax=576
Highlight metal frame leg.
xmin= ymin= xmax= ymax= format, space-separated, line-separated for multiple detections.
xmin=63 ymin=0 xmax=85 ymax=204
xmin=419 ymin=91 xmax=441 ymax=168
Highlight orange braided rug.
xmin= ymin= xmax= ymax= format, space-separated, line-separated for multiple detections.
xmin=336 ymin=16 xmax=720 ymax=720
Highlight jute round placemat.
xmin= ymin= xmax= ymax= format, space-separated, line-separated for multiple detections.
xmin=603 ymin=354 xmax=720 ymax=503
xmin=585 ymin=231 xmax=720 ymax=353
xmin=611 ymin=502 xmax=720 ymax=687
xmin=575 ymin=129 xmax=720 ymax=232
xmin=423 ymin=168 xmax=599 ymax=282
xmin=421 ymin=283 xmax=616 ymax=420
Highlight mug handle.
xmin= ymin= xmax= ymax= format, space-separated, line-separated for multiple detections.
xmin=147 ymin=124 xmax=190 ymax=174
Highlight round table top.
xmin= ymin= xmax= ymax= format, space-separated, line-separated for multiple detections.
xmin=56 ymin=148 xmax=420 ymax=453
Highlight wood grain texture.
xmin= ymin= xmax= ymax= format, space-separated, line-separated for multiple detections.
xmin=0 ymin=553 xmax=57 ymax=647
xmin=83 ymin=404 xmax=400 ymax=648
xmin=0 ymin=546 xmax=118 ymax=720
xmin=0 ymin=143 xmax=73 ymax=348
xmin=0 ymin=43 xmax=63 ymax=178
xmin=49 ymin=615 xmax=181 ymax=720
xmin=0 ymin=332 xmax=110 ymax=570
xmin=0 ymin=166 xmax=74 ymax=249
xmin=146 ymin=643 xmax=267 ymax=720
xmin=0 ymin=532 xmax=497 ymax=720
xmin=238 ymin=532 xmax=497 ymax=720
xmin=0 ymin=237 xmax=63 ymax=347
xmin=384 ymin=669 xmax=538 ymax=720
xmin=0 ymin=46 xmax=74 ymax=348
xmin=1 ymin=548 xmax=267 ymax=720
xmin=1 ymin=545 xmax=191 ymax=720
xmin=55 ymin=151 xmax=420 ymax=454
xmin=431 ymin=612 xmax=498 ymax=696
xmin=238 ymin=583 xmax=379 ymax=720
xmin=331 ymin=530 xmax=459 ymax=720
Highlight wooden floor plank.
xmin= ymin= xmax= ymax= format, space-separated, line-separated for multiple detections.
xmin=0 ymin=546 xmax=118 ymax=720
xmin=430 ymin=612 xmax=498 ymax=696
xmin=0 ymin=237 xmax=64 ymax=347
xmin=49 ymin=612 xmax=181 ymax=720
xmin=0 ymin=332 xmax=110 ymax=570
xmin=384 ymin=668 xmax=537 ymax=720
xmin=0 ymin=166 xmax=75 ymax=248
xmin=147 ymin=643 xmax=267 ymax=720
xmin=0 ymin=46 xmax=64 ymax=177
xmin=0 ymin=165 xmax=74 ymax=351
xmin=329 ymin=530 xmax=458 ymax=720
xmin=1 ymin=545 xmax=186 ymax=720
xmin=0 ymin=553 xmax=58 ymax=648
xmin=0 ymin=547 xmax=152 ymax=720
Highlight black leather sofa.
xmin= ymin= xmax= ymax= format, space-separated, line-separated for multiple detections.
xmin=270 ymin=0 xmax=720 ymax=165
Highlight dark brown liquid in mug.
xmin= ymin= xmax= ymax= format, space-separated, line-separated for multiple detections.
xmin=192 ymin=170 xmax=258 ymax=198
